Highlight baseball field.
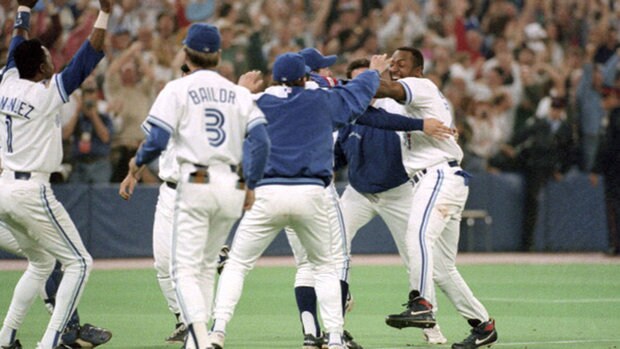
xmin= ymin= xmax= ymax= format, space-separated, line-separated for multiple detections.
xmin=1 ymin=253 xmax=619 ymax=349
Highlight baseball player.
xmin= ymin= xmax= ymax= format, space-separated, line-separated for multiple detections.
xmin=335 ymin=58 xmax=450 ymax=345
xmin=207 ymin=52 xmax=389 ymax=349
xmin=121 ymin=23 xmax=270 ymax=349
xmin=119 ymin=122 xmax=187 ymax=343
xmin=0 ymin=0 xmax=112 ymax=348
xmin=376 ymin=47 xmax=498 ymax=349
xmin=282 ymin=49 xmax=452 ymax=349
xmin=0 ymin=221 xmax=112 ymax=348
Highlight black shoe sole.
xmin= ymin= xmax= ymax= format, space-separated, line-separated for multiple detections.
xmin=385 ymin=316 xmax=436 ymax=329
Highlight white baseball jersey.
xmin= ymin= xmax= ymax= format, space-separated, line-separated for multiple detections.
xmin=397 ymin=77 xmax=463 ymax=173
xmin=0 ymin=67 xmax=67 ymax=173
xmin=145 ymin=70 xmax=265 ymax=173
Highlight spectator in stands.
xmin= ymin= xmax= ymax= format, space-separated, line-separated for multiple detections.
xmin=490 ymin=97 xmax=577 ymax=250
xmin=63 ymin=77 xmax=114 ymax=184
xmin=104 ymin=41 xmax=156 ymax=183
xmin=590 ymin=49 xmax=620 ymax=256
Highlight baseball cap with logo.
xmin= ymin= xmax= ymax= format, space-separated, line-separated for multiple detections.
xmin=183 ymin=23 xmax=221 ymax=53
xmin=299 ymin=47 xmax=337 ymax=71
xmin=273 ymin=53 xmax=308 ymax=83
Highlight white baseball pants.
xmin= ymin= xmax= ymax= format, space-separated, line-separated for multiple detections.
xmin=406 ymin=162 xmax=489 ymax=321
xmin=212 ymin=184 xmax=344 ymax=335
xmin=0 ymin=171 xmax=92 ymax=348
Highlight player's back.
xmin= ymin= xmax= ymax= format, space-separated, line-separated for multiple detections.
xmin=154 ymin=70 xmax=258 ymax=169
xmin=257 ymin=86 xmax=340 ymax=184
xmin=0 ymin=68 xmax=67 ymax=173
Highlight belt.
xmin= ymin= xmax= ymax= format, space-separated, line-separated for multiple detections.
xmin=165 ymin=181 xmax=177 ymax=190
xmin=411 ymin=160 xmax=459 ymax=185
xmin=187 ymin=164 xmax=239 ymax=184
xmin=14 ymin=171 xmax=31 ymax=180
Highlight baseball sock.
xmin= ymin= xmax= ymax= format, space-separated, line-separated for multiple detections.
xmin=340 ymin=280 xmax=349 ymax=315
xmin=294 ymin=286 xmax=320 ymax=337
xmin=40 ymin=328 xmax=61 ymax=348
xmin=0 ymin=327 xmax=17 ymax=346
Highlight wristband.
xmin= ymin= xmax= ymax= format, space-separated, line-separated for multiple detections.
xmin=14 ymin=7 xmax=32 ymax=30
xmin=94 ymin=11 xmax=110 ymax=30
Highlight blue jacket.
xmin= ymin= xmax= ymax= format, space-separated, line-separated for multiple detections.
xmin=256 ymin=69 xmax=379 ymax=187
xmin=335 ymin=122 xmax=409 ymax=194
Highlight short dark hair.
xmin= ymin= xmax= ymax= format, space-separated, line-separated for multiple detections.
xmin=396 ymin=46 xmax=424 ymax=70
xmin=184 ymin=47 xmax=219 ymax=69
xmin=346 ymin=58 xmax=370 ymax=79
xmin=14 ymin=39 xmax=46 ymax=80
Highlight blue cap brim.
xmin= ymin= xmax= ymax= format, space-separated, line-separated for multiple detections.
xmin=319 ymin=55 xmax=338 ymax=68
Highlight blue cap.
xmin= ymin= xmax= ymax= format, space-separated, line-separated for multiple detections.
xmin=299 ymin=48 xmax=337 ymax=71
xmin=182 ymin=23 xmax=221 ymax=53
xmin=273 ymin=53 xmax=308 ymax=83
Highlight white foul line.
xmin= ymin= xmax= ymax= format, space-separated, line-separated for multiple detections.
xmin=480 ymin=297 xmax=620 ymax=304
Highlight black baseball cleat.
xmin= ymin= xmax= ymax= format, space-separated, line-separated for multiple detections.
xmin=1 ymin=340 xmax=22 ymax=349
xmin=302 ymin=333 xmax=323 ymax=349
xmin=165 ymin=322 xmax=188 ymax=343
xmin=343 ymin=330 xmax=363 ymax=349
xmin=62 ymin=323 xmax=112 ymax=348
xmin=451 ymin=318 xmax=498 ymax=349
xmin=385 ymin=291 xmax=436 ymax=329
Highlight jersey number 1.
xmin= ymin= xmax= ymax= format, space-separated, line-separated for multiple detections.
xmin=4 ymin=115 xmax=13 ymax=153
xmin=204 ymin=108 xmax=226 ymax=147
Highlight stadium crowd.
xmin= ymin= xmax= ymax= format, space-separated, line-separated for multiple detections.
xmin=1 ymin=0 xmax=619 ymax=251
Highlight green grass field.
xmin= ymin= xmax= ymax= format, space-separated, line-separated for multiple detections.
xmin=1 ymin=262 xmax=619 ymax=348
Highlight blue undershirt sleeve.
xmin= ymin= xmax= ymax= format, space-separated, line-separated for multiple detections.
xmin=243 ymin=123 xmax=271 ymax=189
xmin=59 ymin=41 xmax=105 ymax=97
xmin=355 ymin=106 xmax=424 ymax=131
xmin=5 ymin=35 xmax=25 ymax=71
xmin=135 ymin=123 xmax=170 ymax=166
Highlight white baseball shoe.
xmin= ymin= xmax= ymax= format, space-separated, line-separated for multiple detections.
xmin=423 ymin=324 xmax=447 ymax=344
xmin=206 ymin=331 xmax=225 ymax=349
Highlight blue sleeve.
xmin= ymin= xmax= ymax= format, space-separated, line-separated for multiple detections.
xmin=326 ymin=69 xmax=380 ymax=127
xmin=135 ymin=123 xmax=170 ymax=166
xmin=603 ymin=53 xmax=619 ymax=87
xmin=356 ymin=106 xmax=423 ymax=131
xmin=242 ymin=123 xmax=271 ymax=189
xmin=59 ymin=41 xmax=105 ymax=97
xmin=5 ymin=36 xmax=25 ymax=71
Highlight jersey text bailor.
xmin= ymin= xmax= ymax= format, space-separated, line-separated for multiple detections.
xmin=188 ymin=87 xmax=236 ymax=105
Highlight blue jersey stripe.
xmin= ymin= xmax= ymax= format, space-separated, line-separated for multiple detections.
xmin=147 ymin=115 xmax=174 ymax=134
xmin=55 ymin=74 xmax=69 ymax=103
xmin=247 ymin=116 xmax=267 ymax=132
xmin=398 ymin=80 xmax=412 ymax=105
xmin=418 ymin=170 xmax=443 ymax=296
xmin=40 ymin=186 xmax=88 ymax=330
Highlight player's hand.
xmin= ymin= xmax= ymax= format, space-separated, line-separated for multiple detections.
xmin=17 ymin=0 xmax=39 ymax=8
xmin=238 ymin=70 xmax=263 ymax=93
xmin=98 ymin=0 xmax=113 ymax=13
xmin=243 ymin=189 xmax=255 ymax=211
xmin=423 ymin=118 xmax=453 ymax=140
xmin=369 ymin=54 xmax=390 ymax=75
xmin=119 ymin=173 xmax=137 ymax=200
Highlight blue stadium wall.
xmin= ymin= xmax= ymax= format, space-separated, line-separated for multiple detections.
xmin=0 ymin=172 xmax=609 ymax=259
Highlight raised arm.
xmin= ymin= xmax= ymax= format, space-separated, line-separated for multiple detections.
xmin=58 ymin=0 xmax=113 ymax=98
xmin=3 ymin=0 xmax=39 ymax=71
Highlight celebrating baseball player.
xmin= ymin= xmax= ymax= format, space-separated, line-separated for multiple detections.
xmin=335 ymin=58 xmax=451 ymax=345
xmin=0 ymin=221 xmax=112 ymax=348
xmin=0 ymin=0 xmax=112 ymax=348
xmin=207 ymin=52 xmax=389 ymax=349
xmin=119 ymin=122 xmax=187 ymax=343
xmin=376 ymin=47 xmax=498 ymax=349
xmin=121 ymin=23 xmax=270 ymax=349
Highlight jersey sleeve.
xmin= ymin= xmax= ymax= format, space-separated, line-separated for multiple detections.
xmin=145 ymin=83 xmax=179 ymax=134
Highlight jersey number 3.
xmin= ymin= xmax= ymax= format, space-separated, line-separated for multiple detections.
xmin=204 ymin=108 xmax=226 ymax=147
